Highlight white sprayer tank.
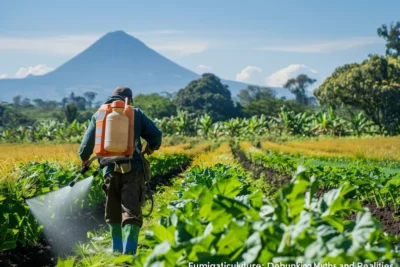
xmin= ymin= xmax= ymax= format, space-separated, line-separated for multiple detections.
xmin=104 ymin=107 xmax=129 ymax=152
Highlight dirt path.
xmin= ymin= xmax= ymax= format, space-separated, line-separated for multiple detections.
xmin=231 ymin=144 xmax=292 ymax=189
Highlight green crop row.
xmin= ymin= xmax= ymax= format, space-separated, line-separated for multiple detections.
xmin=128 ymin=163 xmax=400 ymax=265
xmin=148 ymin=153 xmax=191 ymax=177
xmin=241 ymin=145 xmax=400 ymax=210
xmin=0 ymin=152 xmax=193 ymax=252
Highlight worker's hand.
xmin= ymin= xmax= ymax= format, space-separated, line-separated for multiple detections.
xmin=81 ymin=160 xmax=90 ymax=167
xmin=144 ymin=146 xmax=154 ymax=155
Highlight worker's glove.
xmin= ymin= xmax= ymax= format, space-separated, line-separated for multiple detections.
xmin=81 ymin=160 xmax=90 ymax=167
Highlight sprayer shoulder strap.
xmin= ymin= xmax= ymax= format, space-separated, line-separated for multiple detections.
xmin=134 ymin=139 xmax=141 ymax=155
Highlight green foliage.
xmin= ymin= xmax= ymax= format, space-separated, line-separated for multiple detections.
xmin=134 ymin=164 xmax=399 ymax=265
xmin=173 ymin=73 xmax=238 ymax=121
xmin=238 ymin=85 xmax=276 ymax=106
xmin=238 ymin=85 xmax=310 ymax=118
xmin=0 ymin=104 xmax=33 ymax=128
xmin=284 ymin=74 xmax=316 ymax=105
xmin=0 ymin=120 xmax=88 ymax=143
xmin=0 ymin=162 xmax=85 ymax=251
xmin=63 ymin=103 xmax=79 ymax=123
xmin=148 ymin=152 xmax=191 ymax=177
xmin=83 ymin=92 xmax=97 ymax=109
xmin=242 ymin=98 xmax=308 ymax=117
xmin=377 ymin=21 xmax=400 ymax=56
xmin=314 ymin=55 xmax=400 ymax=135
xmin=0 ymin=148 xmax=196 ymax=252
xmin=245 ymin=148 xmax=400 ymax=209
xmin=133 ymin=93 xmax=177 ymax=119
xmin=155 ymin=107 xmax=379 ymax=139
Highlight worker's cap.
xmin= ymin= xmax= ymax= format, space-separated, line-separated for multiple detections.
xmin=112 ymin=86 xmax=132 ymax=98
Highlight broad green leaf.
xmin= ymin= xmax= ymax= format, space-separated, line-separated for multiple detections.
xmin=240 ymin=232 xmax=262 ymax=263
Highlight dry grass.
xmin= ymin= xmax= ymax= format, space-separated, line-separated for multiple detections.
xmin=1 ymin=142 xmax=212 ymax=182
xmin=157 ymin=143 xmax=192 ymax=154
xmin=0 ymin=144 xmax=81 ymax=177
xmin=191 ymin=142 xmax=237 ymax=168
xmin=239 ymin=141 xmax=263 ymax=154
xmin=261 ymin=137 xmax=400 ymax=161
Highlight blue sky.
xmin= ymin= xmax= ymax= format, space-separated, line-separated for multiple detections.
xmin=0 ymin=0 xmax=399 ymax=89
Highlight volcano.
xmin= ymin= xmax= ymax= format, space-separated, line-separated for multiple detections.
xmin=0 ymin=31 xmax=291 ymax=101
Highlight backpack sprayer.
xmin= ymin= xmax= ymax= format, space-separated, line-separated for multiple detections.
xmin=69 ymin=97 xmax=154 ymax=217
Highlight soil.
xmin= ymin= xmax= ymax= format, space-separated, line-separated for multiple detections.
xmin=232 ymin=146 xmax=292 ymax=189
xmin=148 ymin=162 xmax=190 ymax=191
xmin=0 ymin=163 xmax=190 ymax=267
xmin=232 ymin=145 xmax=400 ymax=237
xmin=352 ymin=202 xmax=400 ymax=236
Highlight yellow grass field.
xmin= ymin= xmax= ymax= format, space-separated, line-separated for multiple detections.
xmin=0 ymin=142 xmax=211 ymax=182
xmin=261 ymin=137 xmax=400 ymax=161
xmin=191 ymin=142 xmax=237 ymax=168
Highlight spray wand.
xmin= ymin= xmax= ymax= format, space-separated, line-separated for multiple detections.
xmin=69 ymin=156 xmax=129 ymax=187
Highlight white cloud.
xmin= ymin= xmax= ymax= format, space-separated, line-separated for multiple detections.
xmin=259 ymin=37 xmax=382 ymax=53
xmin=15 ymin=64 xmax=54 ymax=78
xmin=0 ymin=64 xmax=54 ymax=79
xmin=150 ymin=42 xmax=208 ymax=55
xmin=236 ymin=66 xmax=263 ymax=84
xmin=0 ymin=35 xmax=99 ymax=55
xmin=197 ymin=64 xmax=213 ymax=70
xmin=0 ymin=30 xmax=201 ymax=56
xmin=266 ymin=64 xmax=318 ymax=88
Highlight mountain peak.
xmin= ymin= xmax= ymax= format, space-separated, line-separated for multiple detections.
xmin=104 ymin=30 xmax=131 ymax=38
xmin=100 ymin=30 xmax=138 ymax=42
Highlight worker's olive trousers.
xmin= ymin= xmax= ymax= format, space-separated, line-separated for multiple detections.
xmin=102 ymin=170 xmax=145 ymax=228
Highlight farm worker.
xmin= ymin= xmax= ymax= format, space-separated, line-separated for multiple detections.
xmin=78 ymin=86 xmax=162 ymax=255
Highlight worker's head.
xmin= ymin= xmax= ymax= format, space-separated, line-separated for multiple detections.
xmin=113 ymin=86 xmax=133 ymax=104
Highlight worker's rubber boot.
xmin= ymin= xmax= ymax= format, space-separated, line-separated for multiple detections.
xmin=109 ymin=223 xmax=123 ymax=253
xmin=122 ymin=224 xmax=140 ymax=255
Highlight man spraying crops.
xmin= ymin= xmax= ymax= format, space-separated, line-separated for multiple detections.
xmin=78 ymin=86 xmax=162 ymax=255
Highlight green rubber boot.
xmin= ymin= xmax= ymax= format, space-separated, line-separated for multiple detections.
xmin=122 ymin=224 xmax=140 ymax=255
xmin=109 ymin=223 xmax=123 ymax=253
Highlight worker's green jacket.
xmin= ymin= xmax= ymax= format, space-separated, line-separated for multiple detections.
xmin=78 ymin=95 xmax=162 ymax=175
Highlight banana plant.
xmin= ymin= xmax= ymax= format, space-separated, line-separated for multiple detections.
xmin=222 ymin=118 xmax=244 ymax=137
xmin=175 ymin=110 xmax=197 ymax=136
xmin=197 ymin=114 xmax=213 ymax=139
xmin=347 ymin=112 xmax=370 ymax=136
xmin=209 ymin=122 xmax=224 ymax=139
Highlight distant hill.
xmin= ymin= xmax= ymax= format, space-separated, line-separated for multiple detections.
xmin=0 ymin=31 xmax=292 ymax=101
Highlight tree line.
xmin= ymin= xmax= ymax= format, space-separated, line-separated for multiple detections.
xmin=11 ymin=91 xmax=98 ymax=110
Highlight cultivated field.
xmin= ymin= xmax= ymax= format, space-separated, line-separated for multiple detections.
xmin=1 ymin=137 xmax=400 ymax=266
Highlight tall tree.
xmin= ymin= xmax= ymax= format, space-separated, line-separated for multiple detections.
xmin=61 ymin=97 xmax=69 ymax=107
xmin=73 ymin=96 xmax=87 ymax=110
xmin=238 ymin=86 xmax=276 ymax=106
xmin=283 ymin=74 xmax=316 ymax=105
xmin=21 ymin=98 xmax=32 ymax=107
xmin=173 ymin=73 xmax=237 ymax=121
xmin=83 ymin=91 xmax=97 ymax=108
xmin=13 ymin=95 xmax=21 ymax=107
xmin=43 ymin=100 xmax=58 ymax=110
xmin=63 ymin=103 xmax=78 ymax=123
xmin=377 ymin=22 xmax=400 ymax=56
xmin=133 ymin=93 xmax=177 ymax=119
xmin=314 ymin=55 xmax=400 ymax=135
xmin=33 ymin=99 xmax=45 ymax=107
